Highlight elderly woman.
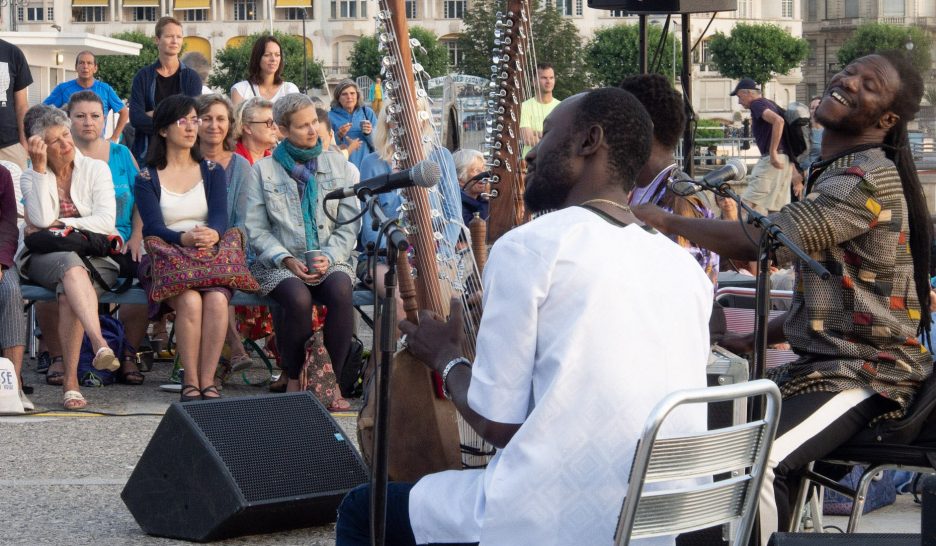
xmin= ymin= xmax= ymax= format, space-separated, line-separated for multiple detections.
xmin=196 ymin=93 xmax=255 ymax=376
xmin=135 ymin=94 xmax=229 ymax=402
xmin=454 ymin=148 xmax=489 ymax=225
xmin=233 ymin=97 xmax=277 ymax=165
xmin=245 ymin=93 xmax=359 ymax=405
xmin=328 ymin=80 xmax=376 ymax=169
xmin=19 ymin=105 xmax=120 ymax=410
xmin=231 ymin=35 xmax=299 ymax=106
xmin=63 ymin=90 xmax=148 ymax=385
xmin=0 ymin=165 xmax=30 ymax=409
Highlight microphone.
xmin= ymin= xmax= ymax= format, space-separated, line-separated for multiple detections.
xmin=667 ymin=158 xmax=747 ymax=196
xmin=323 ymin=159 xmax=441 ymax=200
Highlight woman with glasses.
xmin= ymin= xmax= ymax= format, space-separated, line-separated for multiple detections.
xmin=196 ymin=93 xmax=256 ymax=381
xmin=232 ymin=97 xmax=277 ymax=165
xmin=244 ymin=93 xmax=359 ymax=407
xmin=328 ymin=79 xmax=376 ymax=169
xmin=230 ymin=35 xmax=299 ymax=107
xmin=19 ymin=105 xmax=121 ymax=410
xmin=453 ymin=148 xmax=489 ymax=225
xmin=135 ymin=94 xmax=229 ymax=402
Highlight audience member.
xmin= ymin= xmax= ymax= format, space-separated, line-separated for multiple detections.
xmin=195 ymin=93 xmax=255 ymax=379
xmin=370 ymin=76 xmax=383 ymax=117
xmin=0 ymin=39 xmax=32 ymax=169
xmin=231 ymin=35 xmax=299 ymax=106
xmin=0 ymin=164 xmax=30 ymax=409
xmin=807 ymin=95 xmax=823 ymax=167
xmin=328 ymin=80 xmax=376 ymax=169
xmin=180 ymin=51 xmax=212 ymax=95
xmin=729 ymin=78 xmax=794 ymax=214
xmin=129 ymin=16 xmax=203 ymax=162
xmin=19 ymin=105 xmax=120 ymax=410
xmin=519 ymin=62 xmax=560 ymax=157
xmin=620 ymin=73 xmax=719 ymax=286
xmin=44 ymin=51 xmax=129 ymax=143
xmin=232 ymin=97 xmax=277 ymax=165
xmin=453 ymin=148 xmax=489 ymax=225
xmin=336 ymin=87 xmax=712 ymax=546
xmin=244 ymin=93 xmax=359 ymax=406
xmin=135 ymin=95 xmax=229 ymax=402
xmin=317 ymin=106 xmax=354 ymax=160
xmin=65 ymin=90 xmax=147 ymax=384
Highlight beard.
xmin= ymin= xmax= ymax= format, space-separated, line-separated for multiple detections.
xmin=815 ymin=98 xmax=886 ymax=134
xmin=523 ymin=149 xmax=575 ymax=213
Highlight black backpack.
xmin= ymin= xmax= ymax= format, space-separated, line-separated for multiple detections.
xmin=777 ymin=102 xmax=811 ymax=166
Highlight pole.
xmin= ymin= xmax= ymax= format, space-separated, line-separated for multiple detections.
xmin=680 ymin=13 xmax=694 ymax=176
xmin=301 ymin=8 xmax=308 ymax=93
xmin=638 ymin=15 xmax=648 ymax=74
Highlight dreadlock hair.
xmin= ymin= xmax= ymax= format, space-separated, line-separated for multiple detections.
xmin=877 ymin=50 xmax=932 ymax=338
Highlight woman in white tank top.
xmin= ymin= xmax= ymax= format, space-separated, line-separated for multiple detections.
xmin=230 ymin=35 xmax=300 ymax=107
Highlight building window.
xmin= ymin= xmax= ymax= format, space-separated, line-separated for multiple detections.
xmin=806 ymin=84 xmax=818 ymax=100
xmin=882 ymin=0 xmax=904 ymax=17
xmin=443 ymin=0 xmax=464 ymax=18
xmin=405 ymin=0 xmax=416 ymax=18
xmin=806 ymin=39 xmax=816 ymax=65
xmin=180 ymin=8 xmax=208 ymax=20
xmin=844 ymin=0 xmax=858 ymax=18
xmin=47 ymin=6 xmax=54 ymax=20
xmin=781 ymin=0 xmax=792 ymax=18
xmin=608 ymin=9 xmax=626 ymax=17
xmin=73 ymin=6 xmax=106 ymax=21
xmin=695 ymin=40 xmax=714 ymax=72
xmin=558 ymin=0 xmax=572 ymax=16
xmin=445 ymin=40 xmax=463 ymax=68
xmin=282 ymin=7 xmax=311 ymax=19
xmin=736 ymin=0 xmax=751 ymax=18
xmin=330 ymin=0 xmax=364 ymax=18
xmin=806 ymin=0 xmax=817 ymax=21
xmin=132 ymin=6 xmax=157 ymax=21
xmin=234 ymin=0 xmax=256 ymax=19
xmin=26 ymin=6 xmax=44 ymax=20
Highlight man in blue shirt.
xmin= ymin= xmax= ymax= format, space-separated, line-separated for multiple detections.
xmin=44 ymin=51 xmax=128 ymax=143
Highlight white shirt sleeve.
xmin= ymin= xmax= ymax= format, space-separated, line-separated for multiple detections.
xmin=467 ymin=237 xmax=550 ymax=424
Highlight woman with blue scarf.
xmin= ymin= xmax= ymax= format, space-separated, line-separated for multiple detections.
xmin=244 ymin=94 xmax=360 ymax=407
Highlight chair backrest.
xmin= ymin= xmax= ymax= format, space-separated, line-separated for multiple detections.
xmin=614 ymin=379 xmax=782 ymax=546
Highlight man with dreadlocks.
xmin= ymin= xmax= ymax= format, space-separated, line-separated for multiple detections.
xmin=634 ymin=51 xmax=933 ymax=541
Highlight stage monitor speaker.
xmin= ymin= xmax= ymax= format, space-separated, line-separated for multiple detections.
xmin=766 ymin=533 xmax=920 ymax=545
xmin=121 ymin=392 xmax=369 ymax=542
xmin=586 ymin=0 xmax=737 ymax=13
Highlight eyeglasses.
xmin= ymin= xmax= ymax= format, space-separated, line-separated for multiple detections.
xmin=248 ymin=119 xmax=277 ymax=128
xmin=175 ymin=117 xmax=203 ymax=127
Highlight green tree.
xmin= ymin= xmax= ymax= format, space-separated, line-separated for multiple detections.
xmin=837 ymin=22 xmax=931 ymax=74
xmin=348 ymin=26 xmax=449 ymax=80
xmin=707 ymin=23 xmax=809 ymax=88
xmin=458 ymin=0 xmax=589 ymax=99
xmin=586 ymin=23 xmax=682 ymax=86
xmin=96 ymin=31 xmax=158 ymax=99
xmin=209 ymin=31 xmax=324 ymax=94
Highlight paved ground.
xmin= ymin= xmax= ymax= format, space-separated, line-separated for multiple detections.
xmin=1 ymin=314 xmax=929 ymax=544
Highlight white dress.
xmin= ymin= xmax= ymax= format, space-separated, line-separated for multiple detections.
xmin=408 ymin=206 xmax=714 ymax=546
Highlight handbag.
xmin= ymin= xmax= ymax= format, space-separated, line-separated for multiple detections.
xmin=24 ymin=227 xmax=134 ymax=293
xmin=143 ymin=227 xmax=259 ymax=302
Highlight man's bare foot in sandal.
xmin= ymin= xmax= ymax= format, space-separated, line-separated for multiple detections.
xmin=63 ymin=390 xmax=87 ymax=411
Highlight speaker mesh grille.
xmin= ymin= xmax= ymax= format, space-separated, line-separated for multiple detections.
xmin=183 ymin=395 xmax=368 ymax=503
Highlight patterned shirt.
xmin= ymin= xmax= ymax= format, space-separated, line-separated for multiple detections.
xmin=629 ymin=165 xmax=720 ymax=286
xmin=768 ymin=148 xmax=931 ymax=420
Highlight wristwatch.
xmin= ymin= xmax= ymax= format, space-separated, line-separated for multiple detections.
xmin=441 ymin=357 xmax=471 ymax=400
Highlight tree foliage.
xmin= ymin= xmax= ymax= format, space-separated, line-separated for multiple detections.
xmin=96 ymin=31 xmax=158 ymax=99
xmin=348 ymin=26 xmax=449 ymax=80
xmin=837 ymin=23 xmax=932 ymax=75
xmin=208 ymin=31 xmax=324 ymax=94
xmin=458 ymin=0 xmax=589 ymax=99
xmin=586 ymin=23 xmax=681 ymax=86
xmin=708 ymin=23 xmax=809 ymax=88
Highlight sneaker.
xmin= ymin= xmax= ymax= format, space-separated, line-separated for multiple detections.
xmin=19 ymin=390 xmax=34 ymax=411
xmin=36 ymin=351 xmax=51 ymax=374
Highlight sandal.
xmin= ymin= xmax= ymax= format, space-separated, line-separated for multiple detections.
xmin=92 ymin=346 xmax=119 ymax=372
xmin=45 ymin=356 xmax=65 ymax=386
xmin=200 ymin=385 xmax=221 ymax=400
xmin=327 ymin=397 xmax=352 ymax=413
xmin=63 ymin=390 xmax=87 ymax=411
xmin=268 ymin=373 xmax=287 ymax=393
xmin=229 ymin=353 xmax=253 ymax=372
xmin=118 ymin=355 xmax=145 ymax=385
xmin=180 ymin=384 xmax=201 ymax=402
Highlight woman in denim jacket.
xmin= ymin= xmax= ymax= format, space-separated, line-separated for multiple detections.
xmin=244 ymin=93 xmax=360 ymax=403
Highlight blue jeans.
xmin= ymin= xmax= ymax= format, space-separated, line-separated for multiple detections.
xmin=335 ymin=482 xmax=478 ymax=546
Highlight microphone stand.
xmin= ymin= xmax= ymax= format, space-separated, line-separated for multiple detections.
xmin=365 ymin=197 xmax=409 ymax=546
xmin=698 ymin=180 xmax=830 ymax=399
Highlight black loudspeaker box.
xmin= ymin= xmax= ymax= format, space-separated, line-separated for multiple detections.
xmin=121 ymin=392 xmax=369 ymax=542
xmin=767 ymin=533 xmax=920 ymax=545
xmin=587 ymin=0 xmax=738 ymax=13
